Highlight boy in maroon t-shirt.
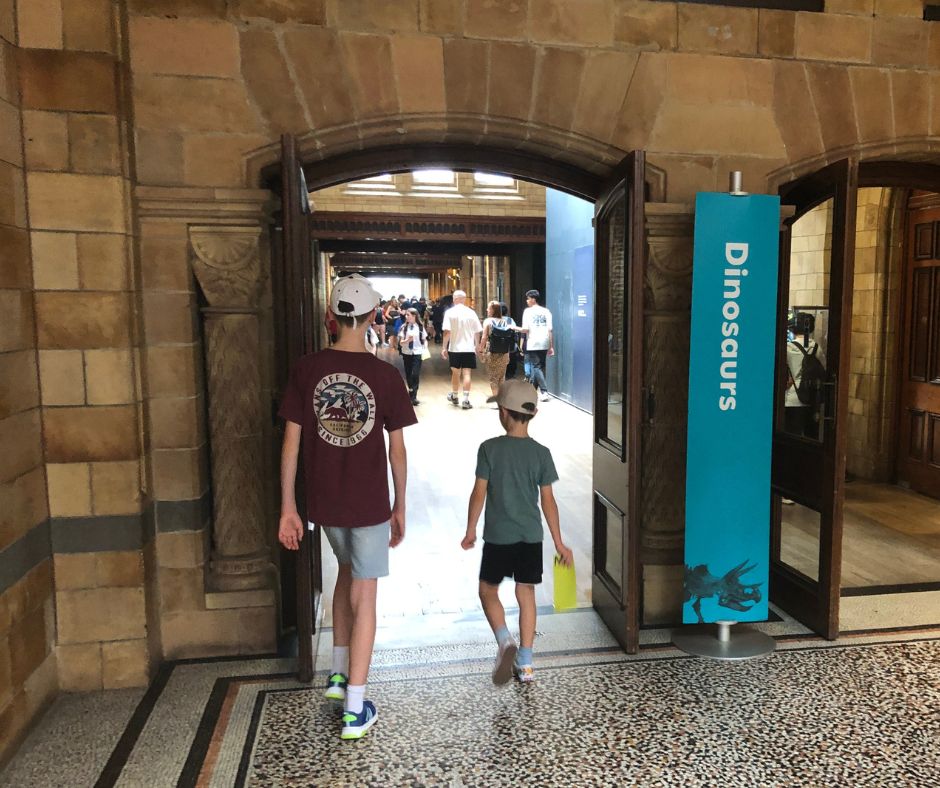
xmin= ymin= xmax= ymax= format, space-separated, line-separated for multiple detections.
xmin=278 ymin=275 xmax=417 ymax=740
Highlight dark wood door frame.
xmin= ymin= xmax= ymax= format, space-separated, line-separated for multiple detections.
xmin=772 ymin=158 xmax=857 ymax=640
xmin=771 ymin=159 xmax=940 ymax=636
xmin=278 ymin=135 xmax=319 ymax=682
xmin=266 ymin=141 xmax=654 ymax=662
xmin=591 ymin=152 xmax=646 ymax=654
xmin=300 ymin=144 xmax=607 ymax=201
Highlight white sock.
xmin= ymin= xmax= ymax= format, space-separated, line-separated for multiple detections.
xmin=452 ymin=390 xmax=458 ymax=398
xmin=345 ymin=684 xmax=365 ymax=715
xmin=462 ymin=392 xmax=470 ymax=401
xmin=331 ymin=646 xmax=349 ymax=676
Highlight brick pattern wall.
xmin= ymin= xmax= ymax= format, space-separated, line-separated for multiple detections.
xmin=119 ymin=1 xmax=940 ymax=201
xmin=846 ymin=187 xmax=902 ymax=481
xmin=0 ymin=2 xmax=56 ymax=766
xmin=15 ymin=0 xmax=151 ymax=693
xmin=787 ymin=190 xmax=904 ymax=480
xmin=788 ymin=201 xmax=832 ymax=308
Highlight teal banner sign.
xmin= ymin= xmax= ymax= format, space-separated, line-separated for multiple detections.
xmin=683 ymin=192 xmax=780 ymax=624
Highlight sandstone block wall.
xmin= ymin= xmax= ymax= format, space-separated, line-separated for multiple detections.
xmin=4 ymin=0 xmax=940 ymax=762
xmin=0 ymin=1 xmax=56 ymax=765
xmin=18 ymin=0 xmax=152 ymax=695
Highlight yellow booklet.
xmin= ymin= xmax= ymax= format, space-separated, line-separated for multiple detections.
xmin=553 ymin=555 xmax=576 ymax=611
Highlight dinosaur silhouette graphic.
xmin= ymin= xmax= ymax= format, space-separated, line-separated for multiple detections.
xmin=684 ymin=561 xmax=763 ymax=624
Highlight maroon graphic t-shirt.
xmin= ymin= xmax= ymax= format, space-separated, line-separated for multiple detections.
xmin=278 ymin=349 xmax=417 ymax=528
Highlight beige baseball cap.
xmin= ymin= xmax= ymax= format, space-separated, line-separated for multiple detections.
xmin=486 ymin=379 xmax=538 ymax=415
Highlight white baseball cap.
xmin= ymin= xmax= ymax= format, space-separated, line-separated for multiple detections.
xmin=486 ymin=379 xmax=538 ymax=415
xmin=330 ymin=274 xmax=381 ymax=321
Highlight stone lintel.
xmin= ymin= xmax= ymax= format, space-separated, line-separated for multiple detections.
xmin=135 ymin=185 xmax=274 ymax=224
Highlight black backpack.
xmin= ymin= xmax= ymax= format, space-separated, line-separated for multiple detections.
xmin=790 ymin=341 xmax=826 ymax=406
xmin=488 ymin=321 xmax=516 ymax=354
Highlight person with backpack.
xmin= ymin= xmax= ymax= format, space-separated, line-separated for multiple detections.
xmin=784 ymin=309 xmax=827 ymax=440
xmin=479 ymin=301 xmax=517 ymax=398
xmin=398 ymin=307 xmax=427 ymax=406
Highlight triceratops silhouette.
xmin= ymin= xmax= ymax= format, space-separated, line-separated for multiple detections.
xmin=684 ymin=561 xmax=763 ymax=624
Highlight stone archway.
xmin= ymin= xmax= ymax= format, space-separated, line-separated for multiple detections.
xmin=244 ymin=114 xmax=637 ymax=194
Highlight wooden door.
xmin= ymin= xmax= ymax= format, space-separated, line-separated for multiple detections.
xmin=898 ymin=193 xmax=940 ymax=498
xmin=278 ymin=134 xmax=321 ymax=682
xmin=770 ymin=159 xmax=857 ymax=639
xmin=591 ymin=152 xmax=645 ymax=653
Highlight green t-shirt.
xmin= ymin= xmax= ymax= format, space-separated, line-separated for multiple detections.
xmin=475 ymin=435 xmax=559 ymax=544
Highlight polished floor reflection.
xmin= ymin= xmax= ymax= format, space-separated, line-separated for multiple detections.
xmin=321 ymin=346 xmax=594 ymax=627
xmin=779 ymin=481 xmax=940 ymax=588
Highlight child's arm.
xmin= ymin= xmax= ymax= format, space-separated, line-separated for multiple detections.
xmin=388 ymin=429 xmax=407 ymax=547
xmin=278 ymin=422 xmax=304 ymax=550
xmin=540 ymin=485 xmax=573 ymax=566
xmin=462 ymin=478 xmax=488 ymax=550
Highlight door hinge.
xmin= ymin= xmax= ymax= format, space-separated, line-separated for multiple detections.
xmin=643 ymin=386 xmax=655 ymax=424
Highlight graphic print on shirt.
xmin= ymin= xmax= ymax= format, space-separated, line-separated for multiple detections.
xmin=314 ymin=373 xmax=376 ymax=447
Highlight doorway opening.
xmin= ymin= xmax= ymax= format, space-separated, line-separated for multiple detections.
xmin=309 ymin=167 xmax=595 ymax=640
xmin=773 ymin=162 xmax=940 ymax=636
xmin=272 ymin=140 xmax=649 ymax=678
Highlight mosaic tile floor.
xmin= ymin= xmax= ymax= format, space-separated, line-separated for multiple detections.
xmin=2 ymin=609 xmax=939 ymax=787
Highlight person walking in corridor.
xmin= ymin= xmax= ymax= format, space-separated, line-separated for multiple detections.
xmin=278 ymin=274 xmax=417 ymax=741
xmin=399 ymin=307 xmax=427 ymax=405
xmin=519 ymin=289 xmax=553 ymax=402
xmin=479 ymin=301 xmax=516 ymax=397
xmin=441 ymin=290 xmax=482 ymax=409
xmin=461 ymin=379 xmax=573 ymax=684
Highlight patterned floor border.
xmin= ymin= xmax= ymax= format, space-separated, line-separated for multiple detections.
xmin=77 ymin=609 xmax=940 ymax=787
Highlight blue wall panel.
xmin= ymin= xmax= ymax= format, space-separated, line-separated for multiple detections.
xmin=545 ymin=188 xmax=595 ymax=411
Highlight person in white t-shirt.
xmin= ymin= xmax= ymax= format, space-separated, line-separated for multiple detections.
xmin=519 ymin=289 xmax=553 ymax=402
xmin=441 ymin=290 xmax=483 ymax=409
xmin=398 ymin=308 xmax=427 ymax=405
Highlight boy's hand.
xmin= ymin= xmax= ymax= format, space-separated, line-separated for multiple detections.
xmin=278 ymin=512 xmax=304 ymax=551
xmin=555 ymin=543 xmax=574 ymax=567
xmin=390 ymin=507 xmax=405 ymax=548
xmin=461 ymin=530 xmax=476 ymax=550
xmin=441 ymin=348 xmax=448 ymax=359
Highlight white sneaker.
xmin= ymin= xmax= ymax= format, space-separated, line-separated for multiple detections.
xmin=512 ymin=661 xmax=535 ymax=683
xmin=491 ymin=639 xmax=518 ymax=685
xmin=540 ymin=392 xmax=550 ymax=402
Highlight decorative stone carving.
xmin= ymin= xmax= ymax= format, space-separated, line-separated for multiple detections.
xmin=190 ymin=227 xmax=265 ymax=309
xmin=189 ymin=225 xmax=272 ymax=592
xmin=641 ymin=206 xmax=694 ymax=567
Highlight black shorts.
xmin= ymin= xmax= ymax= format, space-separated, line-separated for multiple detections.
xmin=448 ymin=351 xmax=477 ymax=369
xmin=479 ymin=541 xmax=542 ymax=586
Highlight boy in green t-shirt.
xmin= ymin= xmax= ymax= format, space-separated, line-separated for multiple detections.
xmin=461 ymin=379 xmax=574 ymax=684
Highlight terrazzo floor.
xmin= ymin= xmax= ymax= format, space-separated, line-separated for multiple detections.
xmin=2 ymin=606 xmax=938 ymax=787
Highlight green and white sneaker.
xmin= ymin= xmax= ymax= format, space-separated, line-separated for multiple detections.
xmin=340 ymin=700 xmax=378 ymax=740
xmin=324 ymin=672 xmax=347 ymax=702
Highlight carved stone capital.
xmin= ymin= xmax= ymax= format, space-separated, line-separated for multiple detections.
xmin=189 ymin=225 xmax=265 ymax=310
xmin=645 ymin=206 xmax=694 ymax=313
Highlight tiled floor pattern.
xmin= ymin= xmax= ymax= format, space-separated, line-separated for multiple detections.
xmin=3 ymin=608 xmax=939 ymax=787
xmin=247 ymin=640 xmax=940 ymax=787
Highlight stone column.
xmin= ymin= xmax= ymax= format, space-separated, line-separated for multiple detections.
xmin=189 ymin=226 xmax=271 ymax=592
xmin=641 ymin=205 xmax=694 ymax=623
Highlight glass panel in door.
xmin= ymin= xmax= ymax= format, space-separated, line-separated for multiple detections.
xmin=781 ymin=198 xmax=832 ymax=443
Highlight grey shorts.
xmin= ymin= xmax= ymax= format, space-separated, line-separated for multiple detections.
xmin=320 ymin=521 xmax=390 ymax=579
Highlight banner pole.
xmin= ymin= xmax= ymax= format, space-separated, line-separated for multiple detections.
xmin=672 ymin=171 xmax=777 ymax=662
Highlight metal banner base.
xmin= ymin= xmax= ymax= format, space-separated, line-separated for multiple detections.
xmin=672 ymin=620 xmax=776 ymax=661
